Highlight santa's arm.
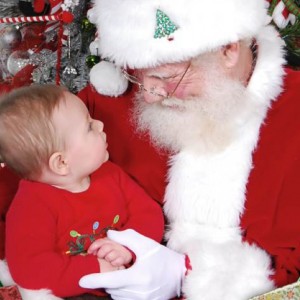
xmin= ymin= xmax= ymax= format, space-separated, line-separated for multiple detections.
xmin=80 ymin=229 xmax=186 ymax=300
xmin=80 ymin=230 xmax=278 ymax=300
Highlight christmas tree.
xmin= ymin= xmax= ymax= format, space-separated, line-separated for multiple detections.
xmin=0 ymin=0 xmax=98 ymax=93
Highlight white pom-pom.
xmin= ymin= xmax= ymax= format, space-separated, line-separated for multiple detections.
xmin=87 ymin=7 xmax=98 ymax=24
xmin=89 ymin=61 xmax=128 ymax=97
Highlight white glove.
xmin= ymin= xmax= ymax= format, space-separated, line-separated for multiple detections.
xmin=79 ymin=229 xmax=186 ymax=300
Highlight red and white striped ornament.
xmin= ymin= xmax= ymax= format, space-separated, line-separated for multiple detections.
xmin=44 ymin=0 xmax=63 ymax=33
xmin=267 ymin=0 xmax=297 ymax=28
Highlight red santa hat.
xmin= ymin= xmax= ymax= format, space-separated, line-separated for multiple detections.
xmin=89 ymin=0 xmax=270 ymax=96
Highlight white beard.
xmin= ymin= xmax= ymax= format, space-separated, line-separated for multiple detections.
xmin=132 ymin=67 xmax=254 ymax=154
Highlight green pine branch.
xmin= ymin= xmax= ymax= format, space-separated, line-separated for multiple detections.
xmin=280 ymin=19 xmax=300 ymax=56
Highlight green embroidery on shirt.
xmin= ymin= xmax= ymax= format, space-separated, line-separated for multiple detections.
xmin=65 ymin=214 xmax=119 ymax=255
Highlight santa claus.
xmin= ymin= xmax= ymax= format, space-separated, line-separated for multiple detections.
xmin=77 ymin=0 xmax=300 ymax=299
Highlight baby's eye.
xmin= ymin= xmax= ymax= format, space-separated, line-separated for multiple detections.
xmin=88 ymin=121 xmax=93 ymax=131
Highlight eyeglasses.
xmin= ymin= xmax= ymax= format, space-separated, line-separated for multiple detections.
xmin=122 ymin=63 xmax=190 ymax=99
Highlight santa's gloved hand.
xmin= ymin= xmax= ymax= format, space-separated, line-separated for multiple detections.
xmin=79 ymin=229 xmax=186 ymax=300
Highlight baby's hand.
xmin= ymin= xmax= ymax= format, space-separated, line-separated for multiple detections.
xmin=88 ymin=237 xmax=132 ymax=267
xmin=98 ymin=258 xmax=125 ymax=273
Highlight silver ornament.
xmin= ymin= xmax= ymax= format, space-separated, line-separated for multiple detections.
xmin=0 ymin=25 xmax=22 ymax=50
xmin=7 ymin=50 xmax=30 ymax=76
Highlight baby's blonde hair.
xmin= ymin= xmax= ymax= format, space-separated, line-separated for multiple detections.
xmin=0 ymin=84 xmax=67 ymax=179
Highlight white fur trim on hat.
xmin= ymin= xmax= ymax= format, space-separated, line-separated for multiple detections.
xmin=92 ymin=0 xmax=269 ymax=68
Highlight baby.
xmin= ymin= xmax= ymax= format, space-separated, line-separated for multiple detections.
xmin=0 ymin=84 xmax=164 ymax=298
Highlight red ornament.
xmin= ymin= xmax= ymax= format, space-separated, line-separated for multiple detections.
xmin=12 ymin=64 xmax=35 ymax=88
xmin=61 ymin=11 xmax=74 ymax=24
xmin=33 ymin=0 xmax=46 ymax=13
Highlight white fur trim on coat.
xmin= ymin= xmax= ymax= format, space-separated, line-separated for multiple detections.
xmin=183 ymin=239 xmax=274 ymax=300
xmin=163 ymin=19 xmax=285 ymax=300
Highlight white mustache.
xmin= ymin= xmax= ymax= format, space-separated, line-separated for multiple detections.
xmin=161 ymin=98 xmax=187 ymax=110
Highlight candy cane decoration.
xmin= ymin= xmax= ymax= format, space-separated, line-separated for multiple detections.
xmin=44 ymin=0 xmax=63 ymax=33
xmin=0 ymin=11 xmax=73 ymax=24
xmin=268 ymin=0 xmax=300 ymax=17
xmin=268 ymin=0 xmax=299 ymax=28
xmin=0 ymin=15 xmax=60 ymax=23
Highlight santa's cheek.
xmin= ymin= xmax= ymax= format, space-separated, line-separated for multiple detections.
xmin=165 ymin=83 xmax=188 ymax=100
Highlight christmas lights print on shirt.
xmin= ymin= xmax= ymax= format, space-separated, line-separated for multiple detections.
xmin=65 ymin=215 xmax=120 ymax=256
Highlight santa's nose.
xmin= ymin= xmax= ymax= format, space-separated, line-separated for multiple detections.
xmin=142 ymin=77 xmax=168 ymax=103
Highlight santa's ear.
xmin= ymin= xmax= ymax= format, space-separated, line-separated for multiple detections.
xmin=220 ymin=42 xmax=240 ymax=68
xmin=49 ymin=152 xmax=69 ymax=175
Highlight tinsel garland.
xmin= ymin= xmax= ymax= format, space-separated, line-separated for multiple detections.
xmin=0 ymin=0 xmax=20 ymax=18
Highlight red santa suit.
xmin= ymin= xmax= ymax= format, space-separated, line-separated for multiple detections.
xmin=242 ymin=65 xmax=300 ymax=287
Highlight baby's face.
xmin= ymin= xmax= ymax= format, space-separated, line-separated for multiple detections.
xmin=53 ymin=92 xmax=109 ymax=177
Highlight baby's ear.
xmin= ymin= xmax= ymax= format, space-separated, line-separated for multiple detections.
xmin=49 ymin=152 xmax=69 ymax=175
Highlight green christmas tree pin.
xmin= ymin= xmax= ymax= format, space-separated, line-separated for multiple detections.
xmin=154 ymin=9 xmax=178 ymax=39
